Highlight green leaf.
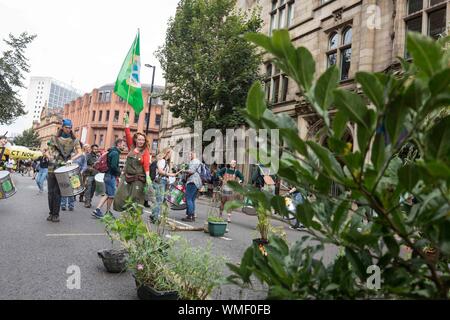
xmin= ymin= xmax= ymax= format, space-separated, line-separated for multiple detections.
xmin=406 ymin=32 xmax=443 ymax=77
xmin=385 ymin=95 xmax=408 ymax=147
xmin=314 ymin=65 xmax=339 ymax=111
xmin=383 ymin=236 xmax=400 ymax=257
xmin=356 ymin=72 xmax=384 ymax=110
xmin=296 ymin=47 xmax=315 ymax=91
xmin=371 ymin=132 xmax=386 ymax=172
xmin=307 ymin=141 xmax=344 ymax=180
xmin=439 ymin=221 xmax=450 ymax=255
xmin=332 ymin=200 xmax=350 ymax=234
xmin=429 ymin=69 xmax=450 ymax=95
xmin=333 ymin=89 xmax=369 ymax=129
xmin=332 ymin=110 xmax=349 ymax=139
xmin=425 ymin=116 xmax=450 ymax=163
xmin=345 ymin=248 xmax=366 ymax=280
xmin=245 ymin=32 xmax=274 ymax=54
xmin=246 ymin=82 xmax=267 ymax=119
xmin=398 ymin=164 xmax=419 ymax=191
xmin=223 ymin=200 xmax=244 ymax=213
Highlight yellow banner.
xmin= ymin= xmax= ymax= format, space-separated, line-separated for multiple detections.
xmin=1 ymin=146 xmax=42 ymax=160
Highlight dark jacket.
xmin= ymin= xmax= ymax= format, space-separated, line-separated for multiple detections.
xmin=85 ymin=152 xmax=99 ymax=176
xmin=107 ymin=147 xmax=121 ymax=177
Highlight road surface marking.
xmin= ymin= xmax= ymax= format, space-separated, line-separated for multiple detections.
xmin=46 ymin=233 xmax=106 ymax=237
xmin=167 ymin=218 xmax=193 ymax=228
xmin=220 ymin=237 xmax=232 ymax=241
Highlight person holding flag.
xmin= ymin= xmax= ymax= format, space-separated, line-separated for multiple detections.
xmin=111 ymin=30 xmax=152 ymax=211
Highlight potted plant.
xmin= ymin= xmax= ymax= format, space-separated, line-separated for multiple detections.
xmin=128 ymin=231 xmax=179 ymax=300
xmin=97 ymin=199 xmax=147 ymax=273
xmin=207 ymin=215 xmax=227 ymax=237
xmin=165 ymin=239 xmax=225 ymax=300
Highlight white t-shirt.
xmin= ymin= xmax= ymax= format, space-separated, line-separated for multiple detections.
xmin=156 ymin=159 xmax=169 ymax=181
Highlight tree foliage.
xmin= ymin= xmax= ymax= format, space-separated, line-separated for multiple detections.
xmin=227 ymin=31 xmax=450 ymax=299
xmin=0 ymin=32 xmax=36 ymax=125
xmin=13 ymin=128 xmax=41 ymax=148
xmin=156 ymin=0 xmax=263 ymax=131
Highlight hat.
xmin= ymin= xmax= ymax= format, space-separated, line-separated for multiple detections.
xmin=62 ymin=119 xmax=73 ymax=128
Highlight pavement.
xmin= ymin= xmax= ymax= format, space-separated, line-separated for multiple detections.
xmin=0 ymin=174 xmax=337 ymax=300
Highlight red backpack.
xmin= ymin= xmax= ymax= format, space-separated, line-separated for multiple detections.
xmin=93 ymin=152 xmax=108 ymax=173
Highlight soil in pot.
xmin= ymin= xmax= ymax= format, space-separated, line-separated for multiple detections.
xmin=98 ymin=249 xmax=128 ymax=273
xmin=208 ymin=221 xmax=227 ymax=237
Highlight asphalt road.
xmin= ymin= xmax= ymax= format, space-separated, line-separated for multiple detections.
xmin=0 ymin=174 xmax=337 ymax=300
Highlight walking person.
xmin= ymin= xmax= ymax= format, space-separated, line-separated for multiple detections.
xmin=46 ymin=119 xmax=83 ymax=222
xmin=92 ymin=138 xmax=126 ymax=219
xmin=76 ymin=144 xmax=90 ymax=203
xmin=181 ymin=151 xmax=202 ymax=222
xmin=217 ymin=160 xmax=244 ymax=223
xmin=84 ymin=144 xmax=99 ymax=208
xmin=113 ymin=114 xmax=152 ymax=211
xmin=35 ymin=150 xmax=49 ymax=194
xmin=150 ymin=147 xmax=177 ymax=223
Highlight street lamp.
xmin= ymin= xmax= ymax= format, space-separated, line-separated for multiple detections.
xmin=144 ymin=64 xmax=156 ymax=136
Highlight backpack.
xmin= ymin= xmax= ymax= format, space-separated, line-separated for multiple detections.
xmin=197 ymin=163 xmax=212 ymax=184
xmin=150 ymin=160 xmax=158 ymax=182
xmin=93 ymin=152 xmax=108 ymax=173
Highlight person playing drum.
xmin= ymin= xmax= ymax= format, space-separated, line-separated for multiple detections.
xmin=113 ymin=114 xmax=152 ymax=211
xmin=45 ymin=119 xmax=83 ymax=222
xmin=217 ymin=160 xmax=244 ymax=223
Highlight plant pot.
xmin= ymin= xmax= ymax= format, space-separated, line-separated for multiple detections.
xmin=133 ymin=275 xmax=179 ymax=300
xmin=208 ymin=221 xmax=227 ymax=237
xmin=97 ymin=249 xmax=128 ymax=273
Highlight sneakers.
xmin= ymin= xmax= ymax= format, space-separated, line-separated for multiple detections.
xmin=61 ymin=207 xmax=66 ymax=211
xmin=84 ymin=203 xmax=91 ymax=208
xmin=51 ymin=215 xmax=60 ymax=222
xmin=69 ymin=207 xmax=74 ymax=211
xmin=92 ymin=208 xmax=104 ymax=219
xmin=181 ymin=216 xmax=195 ymax=222
xmin=46 ymin=215 xmax=53 ymax=221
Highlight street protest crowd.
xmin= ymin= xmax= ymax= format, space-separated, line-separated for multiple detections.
xmin=0 ymin=117 xmax=306 ymax=230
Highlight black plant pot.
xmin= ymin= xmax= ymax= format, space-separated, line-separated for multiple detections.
xmin=97 ymin=249 xmax=128 ymax=273
xmin=133 ymin=275 xmax=179 ymax=300
xmin=252 ymin=238 xmax=269 ymax=246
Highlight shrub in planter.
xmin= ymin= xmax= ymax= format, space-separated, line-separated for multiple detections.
xmin=207 ymin=215 xmax=227 ymax=237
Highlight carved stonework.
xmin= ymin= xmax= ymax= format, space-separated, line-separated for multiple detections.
xmin=333 ymin=8 xmax=344 ymax=22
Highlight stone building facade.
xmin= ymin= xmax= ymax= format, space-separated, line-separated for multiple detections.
xmin=64 ymin=84 xmax=164 ymax=153
xmin=238 ymin=0 xmax=449 ymax=144
xmin=33 ymin=104 xmax=64 ymax=149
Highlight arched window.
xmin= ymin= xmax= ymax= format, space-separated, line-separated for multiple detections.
xmin=342 ymin=27 xmax=352 ymax=45
xmin=329 ymin=32 xmax=338 ymax=50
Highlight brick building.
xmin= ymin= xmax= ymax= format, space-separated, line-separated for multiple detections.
xmin=64 ymin=84 xmax=164 ymax=153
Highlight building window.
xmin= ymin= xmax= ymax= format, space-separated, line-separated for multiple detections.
xmin=98 ymin=110 xmax=103 ymax=122
xmin=104 ymin=91 xmax=111 ymax=102
xmin=93 ymin=134 xmax=97 ymax=144
xmin=106 ymin=110 xmax=110 ymax=122
xmin=155 ymin=114 xmax=161 ymax=127
xmin=325 ymin=26 xmax=353 ymax=81
xmin=114 ymin=111 xmax=120 ymax=123
xmin=99 ymin=134 xmax=104 ymax=147
xmin=92 ymin=111 xmax=96 ymax=122
xmin=98 ymin=92 xmax=103 ymax=102
xmin=152 ymin=140 xmax=158 ymax=152
xmin=134 ymin=113 xmax=139 ymax=124
xmin=404 ymin=0 xmax=447 ymax=57
xmin=265 ymin=64 xmax=289 ymax=104
xmin=269 ymin=0 xmax=295 ymax=35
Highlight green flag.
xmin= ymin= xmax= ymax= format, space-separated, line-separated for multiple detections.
xmin=114 ymin=31 xmax=144 ymax=114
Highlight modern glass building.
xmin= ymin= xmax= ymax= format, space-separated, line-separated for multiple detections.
xmin=27 ymin=76 xmax=82 ymax=123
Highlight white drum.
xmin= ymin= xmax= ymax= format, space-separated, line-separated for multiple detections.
xmin=0 ymin=170 xmax=16 ymax=200
xmin=54 ymin=164 xmax=85 ymax=197
xmin=95 ymin=173 xmax=105 ymax=196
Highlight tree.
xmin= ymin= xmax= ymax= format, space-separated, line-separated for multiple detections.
xmin=13 ymin=128 xmax=41 ymax=148
xmin=0 ymin=32 xmax=37 ymax=125
xmin=226 ymin=31 xmax=450 ymax=299
xmin=156 ymin=0 xmax=263 ymax=131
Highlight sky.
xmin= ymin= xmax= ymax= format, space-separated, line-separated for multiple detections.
xmin=0 ymin=0 xmax=180 ymax=136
